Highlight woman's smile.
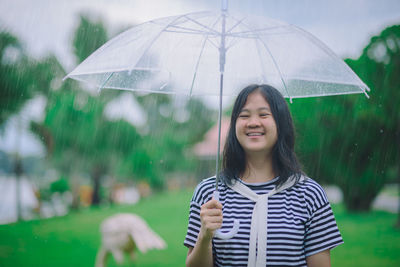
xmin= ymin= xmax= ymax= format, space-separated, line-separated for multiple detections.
xmin=246 ymin=131 xmax=264 ymax=136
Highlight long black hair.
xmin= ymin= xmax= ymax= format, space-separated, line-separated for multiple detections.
xmin=222 ymin=84 xmax=303 ymax=187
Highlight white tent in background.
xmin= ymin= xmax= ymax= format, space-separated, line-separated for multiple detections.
xmin=0 ymin=175 xmax=39 ymax=224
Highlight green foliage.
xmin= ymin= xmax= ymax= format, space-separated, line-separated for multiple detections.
xmin=73 ymin=15 xmax=108 ymax=63
xmin=292 ymin=25 xmax=400 ymax=211
xmin=136 ymin=94 xmax=215 ymax=176
xmin=0 ymin=31 xmax=32 ymax=125
xmin=117 ymin=149 xmax=163 ymax=188
xmin=50 ymin=176 xmax=70 ymax=194
xmin=38 ymin=85 xmax=149 ymax=203
xmin=0 ymin=32 xmax=63 ymax=127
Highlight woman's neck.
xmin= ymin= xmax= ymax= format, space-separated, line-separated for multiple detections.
xmin=241 ymin=152 xmax=276 ymax=183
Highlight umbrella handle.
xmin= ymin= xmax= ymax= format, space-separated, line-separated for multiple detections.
xmin=212 ymin=191 xmax=240 ymax=240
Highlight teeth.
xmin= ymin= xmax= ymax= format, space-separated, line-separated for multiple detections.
xmin=247 ymin=133 xmax=263 ymax=136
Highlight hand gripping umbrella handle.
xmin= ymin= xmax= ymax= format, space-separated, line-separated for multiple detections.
xmin=212 ymin=191 xmax=240 ymax=240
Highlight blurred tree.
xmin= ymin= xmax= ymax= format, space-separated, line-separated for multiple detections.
xmin=0 ymin=32 xmax=58 ymax=124
xmin=50 ymin=176 xmax=70 ymax=194
xmin=73 ymin=14 xmax=108 ymax=64
xmin=35 ymin=87 xmax=143 ymax=205
xmin=0 ymin=31 xmax=62 ymax=220
xmin=0 ymin=31 xmax=31 ymax=125
xmin=31 ymin=15 xmax=109 ymax=206
xmin=33 ymin=15 xmax=160 ymax=206
xmin=292 ymin=25 xmax=400 ymax=212
xmin=136 ymin=94 xmax=215 ymax=180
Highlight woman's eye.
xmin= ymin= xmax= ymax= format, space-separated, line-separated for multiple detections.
xmin=260 ymin=113 xmax=269 ymax=117
xmin=239 ymin=114 xmax=249 ymax=118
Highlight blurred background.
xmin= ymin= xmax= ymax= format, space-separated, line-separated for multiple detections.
xmin=0 ymin=0 xmax=399 ymax=266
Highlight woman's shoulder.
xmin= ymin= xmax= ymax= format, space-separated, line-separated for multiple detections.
xmin=196 ymin=176 xmax=217 ymax=189
xmin=294 ymin=176 xmax=329 ymax=204
xmin=191 ymin=176 xmax=217 ymax=204
xmin=297 ymin=176 xmax=326 ymax=190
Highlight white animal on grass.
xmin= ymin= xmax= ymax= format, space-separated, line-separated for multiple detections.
xmin=95 ymin=213 xmax=167 ymax=267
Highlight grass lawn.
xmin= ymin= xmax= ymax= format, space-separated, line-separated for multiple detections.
xmin=0 ymin=189 xmax=399 ymax=266
xmin=331 ymin=205 xmax=400 ymax=267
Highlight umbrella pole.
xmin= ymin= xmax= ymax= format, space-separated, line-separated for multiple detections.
xmin=215 ymin=0 xmax=228 ymax=191
xmin=213 ymin=5 xmax=241 ymax=238
xmin=215 ymin=72 xmax=224 ymax=191
xmin=213 ymin=3 xmax=241 ymax=240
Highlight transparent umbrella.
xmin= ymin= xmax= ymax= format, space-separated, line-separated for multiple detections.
xmin=65 ymin=0 xmax=369 ymax=239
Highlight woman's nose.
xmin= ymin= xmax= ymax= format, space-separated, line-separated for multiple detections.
xmin=247 ymin=116 xmax=260 ymax=127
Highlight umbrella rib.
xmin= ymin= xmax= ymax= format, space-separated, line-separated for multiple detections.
xmin=164 ymin=26 xmax=219 ymax=36
xmin=293 ymin=25 xmax=371 ymax=95
xmin=232 ymin=16 xmax=291 ymax=98
xmin=229 ymin=30 xmax=292 ymax=39
xmin=181 ymin=14 xmax=221 ymax=35
xmin=225 ymin=17 xmax=246 ymax=35
xmin=189 ymin=15 xmax=223 ymax=95
xmin=258 ymin=37 xmax=292 ymax=100
xmin=128 ymin=15 xmax=187 ymax=72
xmin=189 ymin=33 xmax=210 ymax=96
xmin=98 ymin=72 xmax=115 ymax=92
xmin=225 ymin=37 xmax=240 ymax=51
xmin=229 ymin=25 xmax=292 ymax=38
xmin=254 ymin=39 xmax=268 ymax=84
xmin=166 ymin=16 xmax=221 ymax=49
xmin=224 ymin=17 xmax=247 ymax=50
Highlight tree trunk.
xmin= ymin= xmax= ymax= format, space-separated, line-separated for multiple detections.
xmin=394 ymin=125 xmax=400 ymax=228
xmin=342 ymin=187 xmax=379 ymax=212
xmin=14 ymin=156 xmax=23 ymax=221
xmin=91 ymin=165 xmax=103 ymax=206
xmin=70 ymin=178 xmax=81 ymax=210
xmin=396 ymin=160 xmax=400 ymax=228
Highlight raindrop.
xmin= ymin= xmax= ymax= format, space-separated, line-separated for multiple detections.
xmin=160 ymin=83 xmax=168 ymax=90
xmin=1 ymin=46 xmax=21 ymax=65
xmin=159 ymin=104 xmax=171 ymax=117
xmin=173 ymin=107 xmax=190 ymax=123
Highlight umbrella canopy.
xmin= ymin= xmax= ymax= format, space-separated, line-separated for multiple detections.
xmin=65 ymin=10 xmax=369 ymax=100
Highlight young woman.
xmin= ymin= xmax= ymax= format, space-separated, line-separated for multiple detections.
xmin=184 ymin=84 xmax=343 ymax=267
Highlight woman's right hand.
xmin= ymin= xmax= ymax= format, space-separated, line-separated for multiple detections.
xmin=186 ymin=198 xmax=223 ymax=267
xmin=199 ymin=198 xmax=223 ymax=240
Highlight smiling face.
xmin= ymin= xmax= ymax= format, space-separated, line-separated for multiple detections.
xmin=235 ymin=90 xmax=278 ymax=157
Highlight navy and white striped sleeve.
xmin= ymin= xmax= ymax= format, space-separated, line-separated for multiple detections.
xmin=184 ymin=178 xmax=215 ymax=248
xmin=303 ymin=180 xmax=344 ymax=257
xmin=184 ymin=199 xmax=201 ymax=248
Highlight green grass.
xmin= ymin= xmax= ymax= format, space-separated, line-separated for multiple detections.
xmin=331 ymin=205 xmax=400 ymax=267
xmin=0 ymin=190 xmax=193 ymax=267
xmin=0 ymin=190 xmax=399 ymax=266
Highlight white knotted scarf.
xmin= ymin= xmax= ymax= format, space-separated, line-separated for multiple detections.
xmin=228 ymin=176 xmax=304 ymax=267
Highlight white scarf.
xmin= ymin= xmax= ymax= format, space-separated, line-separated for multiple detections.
xmin=228 ymin=176 xmax=304 ymax=267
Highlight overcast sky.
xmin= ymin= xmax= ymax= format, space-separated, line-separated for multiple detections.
xmin=0 ymin=0 xmax=399 ymax=156
xmin=1 ymin=0 xmax=400 ymax=70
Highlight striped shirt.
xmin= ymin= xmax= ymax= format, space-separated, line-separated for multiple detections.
xmin=184 ymin=176 xmax=343 ymax=266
